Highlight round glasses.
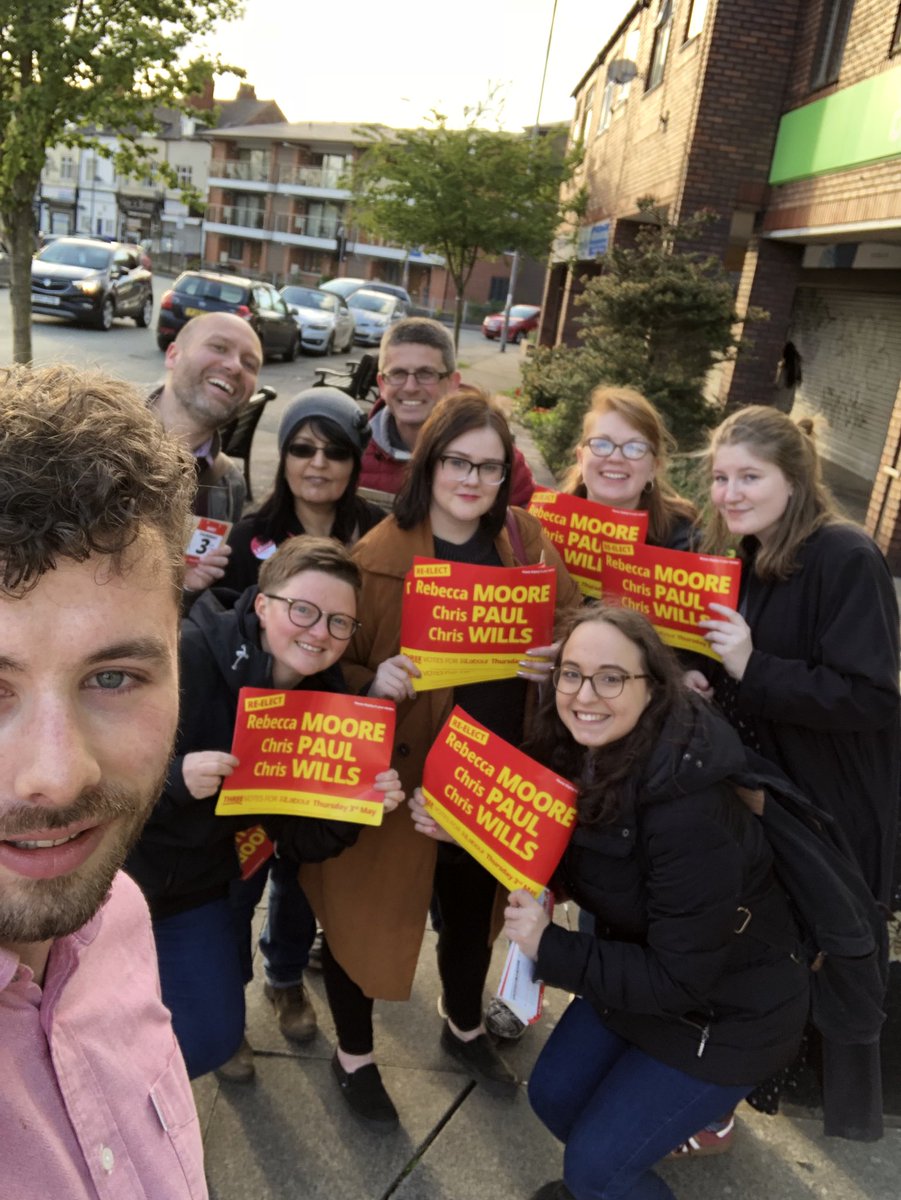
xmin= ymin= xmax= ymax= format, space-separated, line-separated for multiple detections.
xmin=583 ymin=437 xmax=652 ymax=461
xmin=553 ymin=666 xmax=651 ymax=699
xmin=382 ymin=368 xmax=450 ymax=387
xmin=438 ymin=455 xmax=507 ymax=486
xmin=263 ymin=595 xmax=361 ymax=640
xmin=286 ymin=442 xmax=353 ymax=462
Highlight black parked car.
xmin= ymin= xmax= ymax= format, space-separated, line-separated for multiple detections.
xmin=31 ymin=238 xmax=153 ymax=330
xmin=156 ymin=270 xmax=299 ymax=360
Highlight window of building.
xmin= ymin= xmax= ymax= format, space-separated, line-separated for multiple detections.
xmin=228 ymin=237 xmax=244 ymax=259
xmin=892 ymin=3 xmax=901 ymax=55
xmin=646 ymin=0 xmax=673 ymax=91
xmin=488 ymin=276 xmax=507 ymax=303
xmin=598 ymin=79 xmax=615 ymax=133
xmin=176 ymin=164 xmax=193 ymax=187
xmin=684 ymin=0 xmax=709 ymax=42
xmin=810 ymin=0 xmax=855 ymax=89
xmin=579 ymin=84 xmax=595 ymax=142
xmin=60 ymin=154 xmax=74 ymax=181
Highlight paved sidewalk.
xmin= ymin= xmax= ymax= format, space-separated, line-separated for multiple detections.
xmin=195 ymin=339 xmax=901 ymax=1199
xmin=192 ymin=901 xmax=901 ymax=1200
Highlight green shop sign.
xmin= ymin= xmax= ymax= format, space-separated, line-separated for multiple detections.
xmin=769 ymin=66 xmax=901 ymax=185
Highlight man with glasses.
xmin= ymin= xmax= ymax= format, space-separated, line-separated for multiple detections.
xmin=125 ymin=536 xmax=403 ymax=1083
xmin=360 ymin=317 xmax=536 ymax=504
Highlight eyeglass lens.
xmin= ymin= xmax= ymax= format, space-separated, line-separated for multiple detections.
xmin=383 ymin=368 xmax=446 ymax=386
xmin=268 ymin=596 xmax=358 ymax=639
xmin=287 ymin=442 xmax=353 ymax=462
xmin=439 ymin=455 xmax=506 ymax=484
xmin=585 ymin=437 xmax=651 ymax=460
xmin=554 ymin=668 xmax=631 ymax=698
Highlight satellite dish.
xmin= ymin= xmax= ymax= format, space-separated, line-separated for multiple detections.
xmin=607 ymin=59 xmax=638 ymax=86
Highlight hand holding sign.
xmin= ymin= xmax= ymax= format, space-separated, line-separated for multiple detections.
xmin=370 ymin=653 xmax=421 ymax=703
xmin=699 ymin=603 xmax=754 ymax=679
xmin=375 ymin=768 xmax=405 ymax=815
xmin=409 ymin=786 xmax=456 ymax=843
xmin=516 ymin=642 xmax=558 ymax=684
xmin=504 ymin=888 xmax=552 ymax=962
xmin=183 ymin=750 xmax=240 ymax=799
xmin=185 ymin=517 xmax=233 ymax=593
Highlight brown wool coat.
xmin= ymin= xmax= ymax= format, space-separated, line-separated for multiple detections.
xmin=300 ymin=508 xmax=581 ymax=1000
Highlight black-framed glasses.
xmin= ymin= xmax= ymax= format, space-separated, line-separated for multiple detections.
xmin=437 ymin=455 xmax=507 ymax=486
xmin=286 ymin=441 xmax=354 ymax=462
xmin=583 ymin=436 xmax=652 ymax=461
xmin=382 ymin=367 xmax=451 ymax=387
xmin=553 ymin=666 xmax=651 ymax=699
xmin=262 ymin=595 xmax=361 ymax=640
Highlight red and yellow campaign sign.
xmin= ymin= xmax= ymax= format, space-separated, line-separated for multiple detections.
xmin=527 ymin=490 xmax=648 ymax=598
xmin=601 ymin=544 xmax=741 ymax=658
xmin=234 ymin=825 xmax=274 ymax=880
xmin=216 ymin=689 xmax=396 ymax=826
xmin=400 ymin=557 xmax=557 ymax=691
xmin=421 ymin=707 xmax=578 ymax=896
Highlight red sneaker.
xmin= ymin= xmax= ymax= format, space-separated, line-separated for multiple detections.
xmin=667 ymin=1115 xmax=735 ymax=1158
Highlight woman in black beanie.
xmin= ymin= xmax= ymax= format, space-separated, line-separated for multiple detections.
xmin=221 ymin=386 xmax=385 ymax=594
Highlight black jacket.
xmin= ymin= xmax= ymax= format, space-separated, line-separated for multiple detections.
xmin=126 ymin=587 xmax=360 ymax=917
xmin=535 ymin=697 xmax=809 ymax=1087
xmin=221 ymin=500 xmax=385 ymax=594
xmin=711 ymin=523 xmax=901 ymax=906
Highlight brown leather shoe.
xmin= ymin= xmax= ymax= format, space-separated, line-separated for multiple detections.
xmin=215 ymin=1036 xmax=255 ymax=1084
xmin=264 ymin=983 xmax=318 ymax=1043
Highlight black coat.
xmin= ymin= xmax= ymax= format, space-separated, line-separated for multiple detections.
xmin=221 ymin=500 xmax=385 ymax=594
xmin=126 ymin=587 xmax=360 ymax=917
xmin=535 ymin=698 xmax=809 ymax=1087
xmin=711 ymin=523 xmax=901 ymax=906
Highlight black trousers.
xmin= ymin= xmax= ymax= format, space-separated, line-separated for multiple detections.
xmin=322 ymin=848 xmax=499 ymax=1054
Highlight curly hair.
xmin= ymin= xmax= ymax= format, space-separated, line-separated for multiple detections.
xmin=524 ymin=603 xmax=689 ymax=826
xmin=0 ymin=364 xmax=196 ymax=596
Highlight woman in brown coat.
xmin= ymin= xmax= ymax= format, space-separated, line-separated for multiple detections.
xmin=301 ymin=390 xmax=580 ymax=1131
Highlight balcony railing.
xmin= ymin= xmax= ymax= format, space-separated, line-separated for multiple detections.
xmin=275 ymin=165 xmax=348 ymax=190
xmin=208 ymin=160 xmax=271 ymax=183
xmin=204 ymin=203 xmax=267 ymax=230
xmin=270 ymin=212 xmax=342 ymax=239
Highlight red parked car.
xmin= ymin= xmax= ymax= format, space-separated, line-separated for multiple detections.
xmin=481 ymin=303 xmax=540 ymax=343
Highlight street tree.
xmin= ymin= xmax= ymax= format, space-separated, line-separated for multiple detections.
xmin=349 ymin=104 xmax=582 ymax=346
xmin=521 ymin=201 xmax=764 ymax=473
xmin=0 ymin=1 xmax=243 ymax=363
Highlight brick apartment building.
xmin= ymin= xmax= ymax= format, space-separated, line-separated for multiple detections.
xmin=202 ymin=123 xmax=542 ymax=312
xmin=544 ymin=0 xmax=901 ymax=565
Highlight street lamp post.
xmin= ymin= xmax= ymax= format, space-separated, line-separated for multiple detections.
xmin=499 ymin=0 xmax=558 ymax=354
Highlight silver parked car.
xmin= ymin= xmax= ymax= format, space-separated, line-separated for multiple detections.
xmin=347 ymin=289 xmax=407 ymax=346
xmin=280 ymin=285 xmax=355 ymax=355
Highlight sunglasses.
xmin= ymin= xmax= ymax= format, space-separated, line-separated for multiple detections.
xmin=286 ymin=441 xmax=354 ymax=462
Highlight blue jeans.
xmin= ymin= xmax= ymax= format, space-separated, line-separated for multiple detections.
xmin=528 ymin=998 xmax=751 ymax=1200
xmin=228 ymin=853 xmax=316 ymax=988
xmin=153 ymin=898 xmax=246 ymax=1079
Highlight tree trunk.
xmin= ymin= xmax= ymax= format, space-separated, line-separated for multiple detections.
xmin=452 ymin=292 xmax=463 ymax=351
xmin=6 ymin=202 xmax=35 ymax=364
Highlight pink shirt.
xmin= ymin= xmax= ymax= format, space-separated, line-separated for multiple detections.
xmin=0 ymin=873 xmax=207 ymax=1199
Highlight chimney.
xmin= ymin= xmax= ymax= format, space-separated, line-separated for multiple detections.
xmin=188 ymin=75 xmax=215 ymax=111
xmin=236 ymin=83 xmax=257 ymax=100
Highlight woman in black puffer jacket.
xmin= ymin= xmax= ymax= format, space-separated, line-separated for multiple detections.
xmin=504 ymin=605 xmax=808 ymax=1200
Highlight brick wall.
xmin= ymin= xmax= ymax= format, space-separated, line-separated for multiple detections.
xmin=868 ymin=379 xmax=901 ymax=570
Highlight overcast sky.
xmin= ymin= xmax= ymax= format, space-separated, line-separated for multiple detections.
xmin=207 ymin=0 xmax=626 ymax=130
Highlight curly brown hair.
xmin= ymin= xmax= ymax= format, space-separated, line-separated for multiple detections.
xmin=0 ymin=364 xmax=196 ymax=596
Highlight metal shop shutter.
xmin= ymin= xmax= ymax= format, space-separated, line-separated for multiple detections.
xmin=789 ymin=288 xmax=901 ymax=480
